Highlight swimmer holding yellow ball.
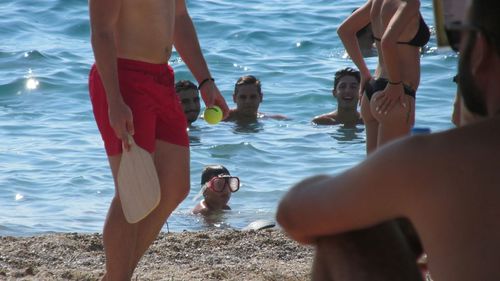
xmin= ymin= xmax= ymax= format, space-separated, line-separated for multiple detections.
xmin=203 ymin=105 xmax=223 ymax=124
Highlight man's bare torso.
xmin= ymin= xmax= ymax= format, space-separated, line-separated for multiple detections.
xmin=407 ymin=117 xmax=500 ymax=280
xmin=116 ymin=0 xmax=175 ymax=63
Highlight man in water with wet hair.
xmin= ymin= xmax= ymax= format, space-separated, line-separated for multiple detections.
xmin=278 ymin=1 xmax=500 ymax=280
xmin=312 ymin=67 xmax=363 ymax=127
xmin=175 ymin=80 xmax=201 ymax=126
xmin=88 ymin=0 xmax=229 ymax=279
xmin=224 ymin=75 xmax=288 ymax=122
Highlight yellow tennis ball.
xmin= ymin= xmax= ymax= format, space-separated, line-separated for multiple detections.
xmin=204 ymin=106 xmax=223 ymax=124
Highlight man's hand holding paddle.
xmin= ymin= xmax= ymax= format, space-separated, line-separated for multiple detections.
xmin=108 ymin=96 xmax=135 ymax=151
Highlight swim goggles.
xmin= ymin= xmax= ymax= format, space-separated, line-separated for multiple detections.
xmin=207 ymin=175 xmax=240 ymax=192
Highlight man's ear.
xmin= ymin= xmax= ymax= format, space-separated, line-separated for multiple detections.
xmin=471 ymin=33 xmax=497 ymax=92
xmin=470 ymin=33 xmax=489 ymax=76
xmin=259 ymin=92 xmax=263 ymax=102
xmin=233 ymin=93 xmax=237 ymax=103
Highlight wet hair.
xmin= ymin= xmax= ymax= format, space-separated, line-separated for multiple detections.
xmin=470 ymin=0 xmax=500 ymax=56
xmin=200 ymin=165 xmax=230 ymax=186
xmin=333 ymin=67 xmax=361 ymax=90
xmin=234 ymin=75 xmax=262 ymax=96
xmin=175 ymin=80 xmax=198 ymax=93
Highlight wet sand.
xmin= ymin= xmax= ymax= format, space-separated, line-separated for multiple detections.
xmin=0 ymin=229 xmax=313 ymax=280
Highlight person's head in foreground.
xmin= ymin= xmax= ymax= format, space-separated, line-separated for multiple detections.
xmin=455 ymin=0 xmax=500 ymax=119
xmin=278 ymin=1 xmax=500 ymax=280
xmin=192 ymin=165 xmax=240 ymax=215
xmin=451 ymin=74 xmax=484 ymax=127
xmin=175 ymin=80 xmax=201 ymax=125
xmin=312 ymin=67 xmax=362 ymax=126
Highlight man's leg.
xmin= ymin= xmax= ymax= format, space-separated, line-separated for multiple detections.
xmin=312 ymin=221 xmax=423 ymax=281
xmin=101 ymin=155 xmax=138 ymax=280
xmin=129 ymin=140 xmax=190 ymax=270
xmin=101 ymin=141 xmax=189 ymax=280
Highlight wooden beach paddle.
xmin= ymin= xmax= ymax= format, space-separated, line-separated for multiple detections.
xmin=117 ymin=135 xmax=161 ymax=224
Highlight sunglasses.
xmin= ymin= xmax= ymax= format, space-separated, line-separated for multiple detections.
xmin=206 ymin=175 xmax=240 ymax=193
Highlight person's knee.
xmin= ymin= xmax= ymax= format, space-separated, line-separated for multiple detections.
xmin=176 ymin=183 xmax=190 ymax=203
xmin=396 ymin=218 xmax=424 ymax=259
xmin=153 ymin=183 xmax=189 ymax=220
xmin=321 ymin=224 xmax=422 ymax=281
xmin=161 ymin=181 xmax=190 ymax=206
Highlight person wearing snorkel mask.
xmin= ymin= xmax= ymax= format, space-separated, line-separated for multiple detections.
xmin=192 ymin=165 xmax=240 ymax=215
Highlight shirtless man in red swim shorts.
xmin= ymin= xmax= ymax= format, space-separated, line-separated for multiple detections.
xmin=88 ymin=1 xmax=229 ymax=279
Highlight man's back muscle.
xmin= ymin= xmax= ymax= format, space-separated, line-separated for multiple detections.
xmin=408 ymin=118 xmax=500 ymax=281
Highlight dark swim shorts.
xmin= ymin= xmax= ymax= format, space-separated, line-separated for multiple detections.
xmin=364 ymin=78 xmax=416 ymax=101
xmin=89 ymin=58 xmax=188 ymax=156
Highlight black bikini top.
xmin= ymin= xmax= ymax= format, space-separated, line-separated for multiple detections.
xmin=373 ymin=15 xmax=430 ymax=47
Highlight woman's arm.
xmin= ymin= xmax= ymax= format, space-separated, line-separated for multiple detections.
xmin=338 ymin=1 xmax=373 ymax=83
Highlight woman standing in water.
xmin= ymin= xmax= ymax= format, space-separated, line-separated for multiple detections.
xmin=338 ymin=0 xmax=429 ymax=153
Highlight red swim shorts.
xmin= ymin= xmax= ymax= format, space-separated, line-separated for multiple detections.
xmin=89 ymin=58 xmax=189 ymax=156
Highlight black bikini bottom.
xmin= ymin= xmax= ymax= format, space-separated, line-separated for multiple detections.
xmin=365 ymin=78 xmax=416 ymax=101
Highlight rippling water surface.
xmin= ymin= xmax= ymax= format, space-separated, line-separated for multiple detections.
xmin=0 ymin=0 xmax=458 ymax=236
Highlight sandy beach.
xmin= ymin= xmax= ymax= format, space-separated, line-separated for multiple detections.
xmin=0 ymin=229 xmax=313 ymax=281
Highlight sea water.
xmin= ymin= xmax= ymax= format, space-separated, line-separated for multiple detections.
xmin=0 ymin=0 xmax=458 ymax=236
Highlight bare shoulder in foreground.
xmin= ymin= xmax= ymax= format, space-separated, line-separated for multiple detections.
xmin=278 ymin=1 xmax=500 ymax=279
xmin=278 ymin=119 xmax=500 ymax=280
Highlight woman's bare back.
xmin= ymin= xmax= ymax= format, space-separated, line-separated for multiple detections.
xmin=370 ymin=0 xmax=423 ymax=89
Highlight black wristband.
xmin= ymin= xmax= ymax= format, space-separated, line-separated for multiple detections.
xmin=388 ymin=80 xmax=403 ymax=85
xmin=198 ymin=78 xmax=215 ymax=90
